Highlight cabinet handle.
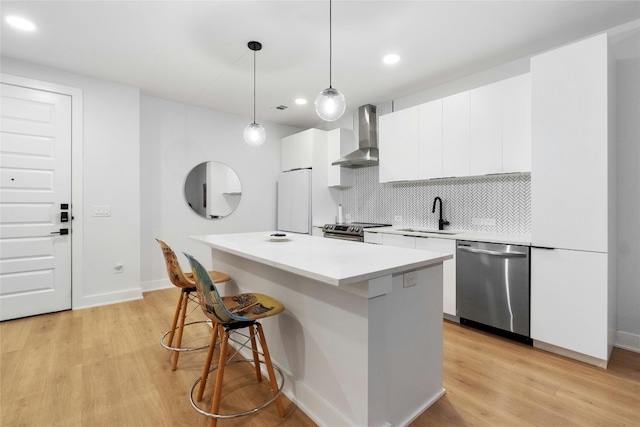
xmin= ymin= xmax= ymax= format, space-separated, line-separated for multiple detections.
xmin=457 ymin=246 xmax=527 ymax=257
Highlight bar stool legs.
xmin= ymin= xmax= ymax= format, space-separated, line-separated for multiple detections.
xmin=160 ymin=287 xmax=210 ymax=370
xmin=190 ymin=322 xmax=285 ymax=427
xmin=256 ymin=323 xmax=285 ymax=418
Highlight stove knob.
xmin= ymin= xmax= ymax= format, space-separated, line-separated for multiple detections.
xmin=354 ymin=227 xmax=360 ymax=232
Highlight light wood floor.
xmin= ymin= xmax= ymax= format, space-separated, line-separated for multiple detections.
xmin=1 ymin=288 xmax=639 ymax=426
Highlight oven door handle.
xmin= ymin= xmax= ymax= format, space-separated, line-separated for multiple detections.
xmin=323 ymin=233 xmax=363 ymax=242
xmin=457 ymin=246 xmax=527 ymax=258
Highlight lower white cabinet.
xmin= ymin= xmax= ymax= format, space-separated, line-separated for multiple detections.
xmin=382 ymin=234 xmax=416 ymax=248
xmin=415 ymin=237 xmax=457 ymax=317
xmin=530 ymin=248 xmax=610 ymax=362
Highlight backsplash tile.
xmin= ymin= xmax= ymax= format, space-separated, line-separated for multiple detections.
xmin=342 ymin=167 xmax=531 ymax=234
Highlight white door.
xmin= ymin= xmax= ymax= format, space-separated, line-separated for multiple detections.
xmin=0 ymin=83 xmax=72 ymax=321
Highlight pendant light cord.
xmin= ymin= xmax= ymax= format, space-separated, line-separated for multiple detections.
xmin=329 ymin=0 xmax=333 ymax=89
xmin=253 ymin=48 xmax=256 ymax=124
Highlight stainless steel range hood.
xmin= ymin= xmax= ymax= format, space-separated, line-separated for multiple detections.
xmin=331 ymin=104 xmax=378 ymax=168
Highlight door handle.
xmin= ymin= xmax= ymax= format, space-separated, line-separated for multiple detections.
xmin=457 ymin=246 xmax=527 ymax=257
xmin=51 ymin=228 xmax=69 ymax=235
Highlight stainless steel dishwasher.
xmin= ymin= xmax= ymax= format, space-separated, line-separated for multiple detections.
xmin=456 ymin=240 xmax=531 ymax=342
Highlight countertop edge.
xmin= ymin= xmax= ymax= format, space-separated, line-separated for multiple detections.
xmin=191 ymin=234 xmax=452 ymax=287
xmin=364 ymin=227 xmax=531 ymax=246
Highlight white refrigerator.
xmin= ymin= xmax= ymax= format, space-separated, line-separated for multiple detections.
xmin=277 ymin=169 xmax=311 ymax=234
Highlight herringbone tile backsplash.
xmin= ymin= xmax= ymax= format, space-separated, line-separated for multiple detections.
xmin=341 ymin=170 xmax=531 ymax=234
xmin=342 ymin=101 xmax=531 ymax=234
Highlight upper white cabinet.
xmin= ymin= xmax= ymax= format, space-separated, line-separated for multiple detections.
xmin=378 ymin=74 xmax=531 ymax=183
xmin=378 ymin=106 xmax=420 ymax=182
xmin=531 ymin=34 xmax=611 ymax=252
xmin=327 ymin=129 xmax=355 ymax=187
xmin=470 ymin=83 xmax=502 ymax=175
xmin=418 ymin=99 xmax=444 ymax=180
xmin=442 ymin=91 xmax=471 ymax=177
xmin=281 ymin=129 xmax=316 ymax=172
xmin=469 ymin=73 xmax=531 ymax=176
xmin=502 ymin=73 xmax=531 ymax=173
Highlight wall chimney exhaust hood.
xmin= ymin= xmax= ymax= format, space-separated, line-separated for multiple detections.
xmin=332 ymin=104 xmax=378 ymax=168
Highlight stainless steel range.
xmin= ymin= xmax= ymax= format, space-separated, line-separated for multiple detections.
xmin=322 ymin=222 xmax=391 ymax=242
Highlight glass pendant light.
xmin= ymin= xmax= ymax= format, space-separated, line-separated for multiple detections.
xmin=315 ymin=0 xmax=346 ymax=122
xmin=244 ymin=41 xmax=266 ymax=146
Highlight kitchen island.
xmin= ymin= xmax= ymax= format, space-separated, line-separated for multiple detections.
xmin=192 ymin=232 xmax=452 ymax=427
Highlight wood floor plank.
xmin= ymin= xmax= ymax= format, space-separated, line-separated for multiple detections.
xmin=1 ymin=289 xmax=639 ymax=427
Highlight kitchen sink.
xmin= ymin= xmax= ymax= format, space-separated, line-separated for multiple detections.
xmin=396 ymin=228 xmax=458 ymax=235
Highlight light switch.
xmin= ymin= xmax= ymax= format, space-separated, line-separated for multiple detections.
xmin=92 ymin=205 xmax=111 ymax=217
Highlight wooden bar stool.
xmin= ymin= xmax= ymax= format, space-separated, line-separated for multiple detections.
xmin=183 ymin=252 xmax=285 ymax=427
xmin=156 ymin=239 xmax=231 ymax=370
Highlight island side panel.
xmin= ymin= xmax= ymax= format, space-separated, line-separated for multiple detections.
xmin=380 ymin=265 xmax=445 ymax=426
xmin=211 ymin=249 xmax=371 ymax=427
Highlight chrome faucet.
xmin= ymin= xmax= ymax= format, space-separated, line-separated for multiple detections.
xmin=432 ymin=197 xmax=450 ymax=231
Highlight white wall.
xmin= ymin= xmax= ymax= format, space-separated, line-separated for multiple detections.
xmin=1 ymin=57 xmax=142 ymax=308
xmin=140 ymin=96 xmax=300 ymax=290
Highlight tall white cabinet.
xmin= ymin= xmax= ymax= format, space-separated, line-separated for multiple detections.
xmin=530 ymin=33 xmax=616 ymax=367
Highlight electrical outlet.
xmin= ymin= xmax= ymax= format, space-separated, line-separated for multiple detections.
xmin=472 ymin=217 xmax=483 ymax=226
xmin=92 ymin=205 xmax=111 ymax=217
xmin=114 ymin=261 xmax=124 ymax=274
xmin=394 ymin=215 xmax=402 ymax=222
xmin=403 ymin=271 xmax=418 ymax=288
xmin=484 ymin=218 xmax=496 ymax=226
xmin=345 ymin=213 xmax=351 ymax=220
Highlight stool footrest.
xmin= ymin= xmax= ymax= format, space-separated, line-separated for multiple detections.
xmin=189 ymin=359 xmax=285 ymax=420
xmin=160 ymin=320 xmax=212 ymax=352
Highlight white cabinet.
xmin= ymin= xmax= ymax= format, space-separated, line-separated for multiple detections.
xmin=379 ymin=75 xmax=529 ymax=182
xmin=470 ymin=82 xmax=502 ymax=175
xmin=442 ymin=91 xmax=470 ymax=177
xmin=502 ymin=73 xmax=531 ymax=173
xmin=327 ymin=129 xmax=355 ymax=187
xmin=277 ymin=169 xmax=311 ymax=234
xmin=378 ymin=106 xmax=420 ymax=182
xmin=281 ymin=129 xmax=316 ymax=172
xmin=364 ymin=231 xmax=383 ymax=245
xmin=382 ymin=233 xmax=416 ymax=248
xmin=530 ymin=33 xmax=615 ymax=366
xmin=418 ymin=99 xmax=443 ymax=179
xmin=530 ymin=248 xmax=609 ymax=362
xmin=415 ymin=237 xmax=457 ymax=317
xmin=469 ymin=73 xmax=531 ymax=176
xmin=531 ymin=34 xmax=611 ymax=253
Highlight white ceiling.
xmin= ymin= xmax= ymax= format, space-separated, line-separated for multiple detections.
xmin=2 ymin=1 xmax=639 ymax=130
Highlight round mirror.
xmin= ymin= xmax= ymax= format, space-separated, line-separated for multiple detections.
xmin=184 ymin=161 xmax=242 ymax=219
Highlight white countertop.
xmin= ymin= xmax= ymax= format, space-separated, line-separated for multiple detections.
xmin=365 ymin=226 xmax=531 ymax=246
xmin=191 ymin=232 xmax=452 ymax=287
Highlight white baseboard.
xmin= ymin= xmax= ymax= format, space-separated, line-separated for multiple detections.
xmin=141 ymin=278 xmax=173 ymax=293
xmin=533 ymin=340 xmax=608 ymax=368
xmin=615 ymin=331 xmax=640 ymax=353
xmin=74 ymin=288 xmax=143 ymax=310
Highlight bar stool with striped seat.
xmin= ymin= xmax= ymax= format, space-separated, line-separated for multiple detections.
xmin=183 ymin=252 xmax=285 ymax=427
xmin=156 ymin=238 xmax=231 ymax=370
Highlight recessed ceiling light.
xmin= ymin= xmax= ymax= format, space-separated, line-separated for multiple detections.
xmin=5 ymin=16 xmax=37 ymax=32
xmin=295 ymin=98 xmax=308 ymax=105
xmin=383 ymin=54 xmax=400 ymax=65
